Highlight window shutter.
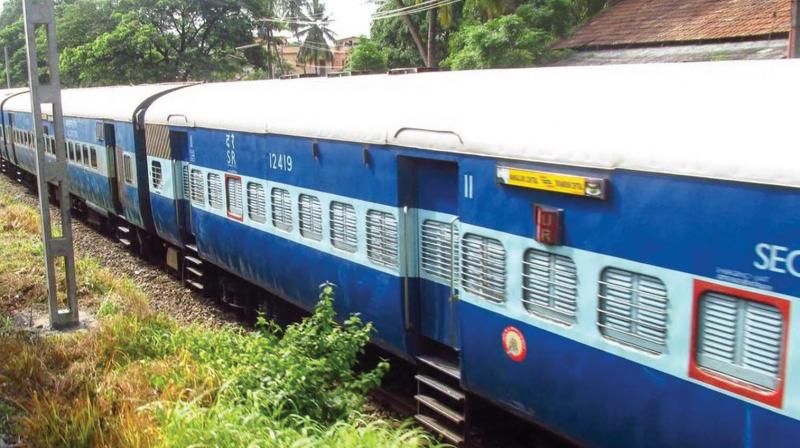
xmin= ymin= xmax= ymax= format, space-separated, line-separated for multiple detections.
xmin=522 ymin=249 xmax=578 ymax=324
xmin=299 ymin=194 xmax=323 ymax=240
xmin=330 ymin=201 xmax=357 ymax=252
xmin=366 ymin=210 xmax=398 ymax=269
xmin=246 ymin=182 xmax=266 ymax=223
xmin=461 ymin=233 xmax=506 ymax=304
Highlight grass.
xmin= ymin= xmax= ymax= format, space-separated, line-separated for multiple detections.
xmin=0 ymin=181 xmax=442 ymax=447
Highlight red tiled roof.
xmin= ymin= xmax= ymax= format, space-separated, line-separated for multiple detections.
xmin=556 ymin=0 xmax=791 ymax=49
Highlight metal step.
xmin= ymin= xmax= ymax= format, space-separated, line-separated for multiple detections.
xmin=185 ymin=243 xmax=198 ymax=253
xmin=117 ymin=225 xmax=131 ymax=234
xmin=416 ymin=374 xmax=465 ymax=402
xmin=417 ymin=355 xmax=461 ymax=380
xmin=415 ymin=394 xmax=464 ymax=425
xmin=118 ymin=237 xmax=131 ymax=247
xmin=184 ymin=255 xmax=202 ymax=266
xmin=415 ymin=414 xmax=464 ymax=446
xmin=185 ymin=279 xmax=204 ymax=291
xmin=185 ymin=266 xmax=204 ymax=277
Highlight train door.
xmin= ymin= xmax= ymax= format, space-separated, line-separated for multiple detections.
xmin=104 ymin=123 xmax=123 ymax=214
xmin=7 ymin=114 xmax=16 ymax=166
xmin=169 ymin=130 xmax=192 ymax=241
xmin=400 ymin=157 xmax=461 ymax=350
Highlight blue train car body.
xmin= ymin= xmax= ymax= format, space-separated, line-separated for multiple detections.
xmin=4 ymin=60 xmax=799 ymax=447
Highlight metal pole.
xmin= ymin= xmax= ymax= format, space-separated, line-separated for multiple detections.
xmin=3 ymin=46 xmax=9 ymax=88
xmin=791 ymin=0 xmax=800 ymax=58
xmin=22 ymin=0 xmax=79 ymax=329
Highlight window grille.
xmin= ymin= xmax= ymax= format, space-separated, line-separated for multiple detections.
xmin=190 ymin=168 xmax=205 ymax=205
xmin=366 ymin=210 xmax=398 ymax=269
xmin=598 ymin=268 xmax=668 ymax=354
xmin=226 ymin=176 xmax=243 ymax=217
xmin=207 ymin=173 xmax=223 ymax=210
xmin=461 ymin=233 xmax=506 ymax=304
xmin=522 ymin=249 xmax=578 ymax=324
xmin=298 ymin=194 xmax=322 ymax=241
xmin=90 ymin=148 xmax=98 ymax=169
xmin=697 ymin=293 xmax=784 ymax=391
xmin=122 ymin=154 xmax=134 ymax=184
xmin=421 ymin=219 xmax=459 ymax=283
xmin=150 ymin=160 xmax=162 ymax=189
xmin=271 ymin=187 xmax=293 ymax=231
xmin=246 ymin=182 xmax=266 ymax=223
xmin=330 ymin=201 xmax=357 ymax=252
xmin=182 ymin=165 xmax=191 ymax=200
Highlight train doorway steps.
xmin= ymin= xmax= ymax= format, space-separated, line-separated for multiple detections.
xmin=182 ymin=243 xmax=206 ymax=292
xmin=415 ymin=354 xmax=467 ymax=446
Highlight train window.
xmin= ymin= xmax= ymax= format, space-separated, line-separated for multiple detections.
xmin=122 ymin=154 xmax=134 ymax=184
xmin=182 ymin=165 xmax=191 ymax=200
xmin=190 ymin=169 xmax=205 ymax=205
xmin=226 ymin=176 xmax=243 ymax=219
xmin=95 ymin=122 xmax=104 ymax=142
xmin=150 ymin=161 xmax=162 ymax=190
xmin=68 ymin=142 xmax=75 ymax=161
xmin=696 ymin=292 xmax=784 ymax=391
xmin=271 ymin=187 xmax=293 ymax=232
xmin=366 ymin=210 xmax=398 ymax=269
xmin=598 ymin=268 xmax=668 ymax=354
xmin=207 ymin=173 xmax=223 ymax=210
xmin=246 ymin=182 xmax=266 ymax=224
xmin=298 ymin=194 xmax=322 ymax=241
xmin=522 ymin=249 xmax=578 ymax=325
xmin=82 ymin=145 xmax=90 ymax=166
xmin=461 ymin=233 xmax=506 ymax=304
xmin=330 ymin=201 xmax=357 ymax=253
xmin=421 ymin=220 xmax=459 ymax=283
xmin=90 ymin=148 xmax=98 ymax=169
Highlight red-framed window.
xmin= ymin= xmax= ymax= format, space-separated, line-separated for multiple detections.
xmin=689 ymin=279 xmax=790 ymax=408
xmin=225 ymin=174 xmax=244 ymax=221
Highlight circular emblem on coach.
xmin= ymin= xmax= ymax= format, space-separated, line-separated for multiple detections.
xmin=502 ymin=326 xmax=527 ymax=362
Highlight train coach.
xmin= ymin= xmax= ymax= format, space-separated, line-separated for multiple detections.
xmin=0 ymin=84 xmax=187 ymax=246
xmin=2 ymin=59 xmax=799 ymax=447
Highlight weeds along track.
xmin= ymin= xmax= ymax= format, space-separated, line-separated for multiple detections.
xmin=0 ymin=175 xmax=237 ymax=328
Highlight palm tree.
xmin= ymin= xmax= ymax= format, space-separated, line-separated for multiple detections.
xmin=381 ymin=0 xmax=458 ymax=68
xmin=295 ymin=0 xmax=336 ymax=74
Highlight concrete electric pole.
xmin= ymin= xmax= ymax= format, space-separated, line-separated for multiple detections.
xmin=22 ymin=0 xmax=79 ymax=329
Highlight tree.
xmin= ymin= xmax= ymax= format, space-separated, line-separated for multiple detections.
xmin=370 ymin=10 xmax=426 ymax=68
xmin=295 ymin=0 xmax=336 ymax=74
xmin=55 ymin=0 xmax=259 ymax=85
xmin=347 ymin=37 xmax=387 ymax=73
xmin=441 ymin=1 xmax=576 ymax=70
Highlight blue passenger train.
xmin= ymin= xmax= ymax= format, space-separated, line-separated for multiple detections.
xmin=1 ymin=59 xmax=798 ymax=447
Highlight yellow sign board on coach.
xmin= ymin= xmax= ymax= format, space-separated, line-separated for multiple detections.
xmin=496 ymin=166 xmax=607 ymax=199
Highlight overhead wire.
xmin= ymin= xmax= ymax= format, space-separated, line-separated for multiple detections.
xmin=371 ymin=0 xmax=462 ymax=20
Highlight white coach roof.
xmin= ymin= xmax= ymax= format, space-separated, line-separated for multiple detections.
xmin=0 ymin=88 xmax=27 ymax=103
xmin=5 ymin=84 xmax=187 ymax=122
xmin=118 ymin=61 xmax=800 ymax=189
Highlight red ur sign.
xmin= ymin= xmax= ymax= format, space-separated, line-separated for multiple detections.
xmin=502 ymin=326 xmax=527 ymax=362
xmin=535 ymin=205 xmax=563 ymax=245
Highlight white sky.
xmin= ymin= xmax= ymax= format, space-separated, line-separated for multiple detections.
xmin=325 ymin=0 xmax=377 ymax=38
